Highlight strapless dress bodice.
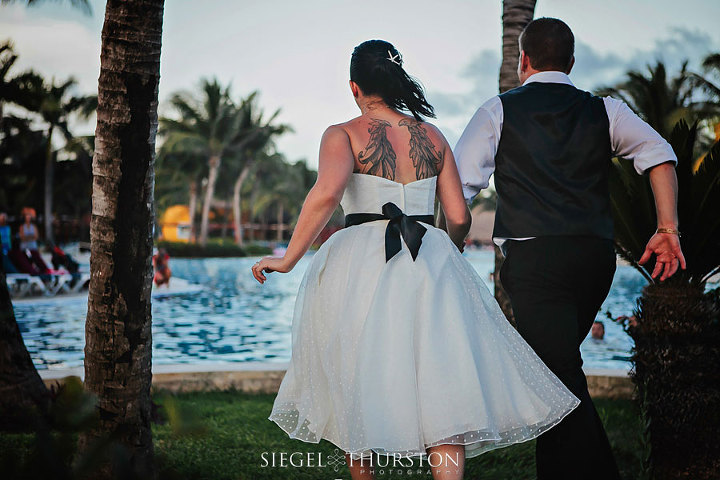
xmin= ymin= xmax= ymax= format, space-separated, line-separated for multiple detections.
xmin=340 ymin=173 xmax=437 ymax=216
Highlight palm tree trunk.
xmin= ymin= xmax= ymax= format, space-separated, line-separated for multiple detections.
xmin=44 ymin=127 xmax=54 ymax=244
xmin=220 ymin=198 xmax=229 ymax=239
xmin=232 ymin=163 xmax=252 ymax=247
xmin=78 ymin=1 xmax=164 ymax=477
xmin=0 ymin=270 xmax=48 ymax=430
xmin=249 ymin=188 xmax=259 ymax=241
xmin=495 ymin=0 xmax=536 ymax=325
xmin=199 ymin=155 xmax=220 ymax=246
xmin=188 ymin=180 xmax=197 ymax=242
xmin=276 ymin=203 xmax=284 ymax=242
xmin=500 ymin=0 xmax=537 ymax=93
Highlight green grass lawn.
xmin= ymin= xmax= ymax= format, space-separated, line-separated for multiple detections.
xmin=0 ymin=391 xmax=643 ymax=480
xmin=152 ymin=391 xmax=643 ymax=480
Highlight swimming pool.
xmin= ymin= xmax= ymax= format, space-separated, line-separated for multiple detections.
xmin=14 ymin=250 xmax=643 ymax=371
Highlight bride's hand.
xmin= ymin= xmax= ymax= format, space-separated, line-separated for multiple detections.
xmin=251 ymin=256 xmax=292 ymax=284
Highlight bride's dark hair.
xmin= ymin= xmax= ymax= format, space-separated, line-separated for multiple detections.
xmin=350 ymin=40 xmax=435 ymax=121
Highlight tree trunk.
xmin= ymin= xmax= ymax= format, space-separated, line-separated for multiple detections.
xmin=232 ymin=163 xmax=252 ymax=247
xmin=199 ymin=155 xmax=220 ymax=246
xmin=220 ymin=198 xmax=229 ymax=239
xmin=78 ymin=1 xmax=164 ymax=478
xmin=276 ymin=203 xmax=284 ymax=242
xmin=188 ymin=180 xmax=197 ymax=243
xmin=500 ymin=0 xmax=537 ymax=93
xmin=248 ymin=188 xmax=259 ymax=241
xmin=495 ymin=0 xmax=536 ymax=324
xmin=44 ymin=127 xmax=54 ymax=244
xmin=0 ymin=270 xmax=49 ymax=430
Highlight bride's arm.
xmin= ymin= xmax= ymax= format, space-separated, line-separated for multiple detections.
xmin=252 ymin=126 xmax=354 ymax=283
xmin=437 ymin=143 xmax=472 ymax=250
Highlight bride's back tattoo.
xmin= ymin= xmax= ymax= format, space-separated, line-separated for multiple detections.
xmin=358 ymin=119 xmax=397 ymax=180
xmin=356 ymin=117 xmax=443 ymax=181
xmin=399 ymin=118 xmax=443 ymax=179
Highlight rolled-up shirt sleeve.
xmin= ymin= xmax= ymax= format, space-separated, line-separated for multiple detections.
xmin=604 ymin=96 xmax=677 ymax=174
xmin=453 ymin=96 xmax=503 ymax=203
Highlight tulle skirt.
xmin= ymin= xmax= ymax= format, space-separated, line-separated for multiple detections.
xmin=269 ymin=221 xmax=579 ymax=459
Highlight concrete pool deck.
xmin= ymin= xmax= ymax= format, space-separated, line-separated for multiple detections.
xmin=39 ymin=363 xmax=635 ymax=399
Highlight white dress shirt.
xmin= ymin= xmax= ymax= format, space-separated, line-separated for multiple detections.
xmin=454 ymin=71 xmax=677 ymax=248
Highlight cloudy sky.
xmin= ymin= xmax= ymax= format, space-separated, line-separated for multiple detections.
xmin=1 ymin=0 xmax=719 ymax=169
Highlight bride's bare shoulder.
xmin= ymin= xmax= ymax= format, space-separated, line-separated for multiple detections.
xmin=319 ymin=122 xmax=354 ymax=153
xmin=322 ymin=117 xmax=364 ymax=136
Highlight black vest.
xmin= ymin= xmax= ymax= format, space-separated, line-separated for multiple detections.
xmin=493 ymin=82 xmax=613 ymax=240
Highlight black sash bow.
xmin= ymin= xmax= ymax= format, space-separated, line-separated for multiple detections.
xmin=344 ymin=202 xmax=434 ymax=262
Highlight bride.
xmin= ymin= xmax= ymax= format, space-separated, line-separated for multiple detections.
xmin=251 ymin=39 xmax=579 ymax=480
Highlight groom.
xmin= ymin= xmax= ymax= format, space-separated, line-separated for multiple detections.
xmin=454 ymin=18 xmax=686 ymax=480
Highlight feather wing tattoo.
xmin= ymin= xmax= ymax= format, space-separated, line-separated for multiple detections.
xmin=399 ymin=118 xmax=443 ymax=179
xmin=358 ymin=119 xmax=396 ymax=180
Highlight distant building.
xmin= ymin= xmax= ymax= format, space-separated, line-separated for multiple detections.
xmin=160 ymin=205 xmax=191 ymax=242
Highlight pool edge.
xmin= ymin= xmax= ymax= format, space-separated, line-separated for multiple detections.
xmin=39 ymin=363 xmax=635 ymax=399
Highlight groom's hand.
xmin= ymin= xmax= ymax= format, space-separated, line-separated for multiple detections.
xmin=639 ymin=231 xmax=686 ymax=281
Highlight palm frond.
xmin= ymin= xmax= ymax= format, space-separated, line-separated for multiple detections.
xmin=702 ymin=53 xmax=720 ymax=72
xmin=2 ymin=0 xmax=92 ymax=15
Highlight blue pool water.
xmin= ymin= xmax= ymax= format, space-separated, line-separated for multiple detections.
xmin=14 ymin=250 xmax=644 ymax=371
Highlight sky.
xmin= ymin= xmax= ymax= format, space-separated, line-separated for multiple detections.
xmin=1 ymin=0 xmax=719 ymax=169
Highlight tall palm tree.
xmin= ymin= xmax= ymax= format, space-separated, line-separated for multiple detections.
xmin=225 ymin=95 xmax=290 ymax=246
xmin=494 ymin=0 xmax=536 ymax=323
xmin=78 ymin=0 xmax=165 ymax=477
xmin=22 ymin=76 xmax=96 ymax=243
xmin=499 ymin=0 xmax=536 ymax=93
xmin=161 ymin=81 xmax=256 ymax=246
xmin=160 ymin=85 xmax=289 ymax=246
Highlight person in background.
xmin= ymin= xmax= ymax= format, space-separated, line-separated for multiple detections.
xmin=9 ymin=237 xmax=49 ymax=280
xmin=19 ymin=210 xmax=39 ymax=251
xmin=49 ymin=243 xmax=80 ymax=274
xmin=590 ymin=321 xmax=605 ymax=340
xmin=18 ymin=210 xmax=51 ymax=273
xmin=0 ymin=213 xmax=18 ymax=274
xmin=0 ymin=213 xmax=10 ymax=252
xmin=49 ymin=242 xmax=82 ymax=286
xmin=615 ymin=314 xmax=638 ymax=329
xmin=153 ymin=248 xmax=171 ymax=287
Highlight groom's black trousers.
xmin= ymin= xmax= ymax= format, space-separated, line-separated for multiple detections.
xmin=500 ymin=236 xmax=622 ymax=480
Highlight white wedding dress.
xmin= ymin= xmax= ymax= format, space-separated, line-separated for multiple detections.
xmin=269 ymin=173 xmax=579 ymax=459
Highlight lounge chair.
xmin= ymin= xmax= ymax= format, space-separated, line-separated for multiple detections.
xmin=6 ymin=273 xmax=47 ymax=297
xmin=45 ymin=272 xmax=74 ymax=295
xmin=69 ymin=272 xmax=91 ymax=293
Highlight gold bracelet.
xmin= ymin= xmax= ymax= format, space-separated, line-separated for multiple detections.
xmin=656 ymin=227 xmax=681 ymax=236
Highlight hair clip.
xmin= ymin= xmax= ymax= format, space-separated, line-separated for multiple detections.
xmin=386 ymin=50 xmax=402 ymax=66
